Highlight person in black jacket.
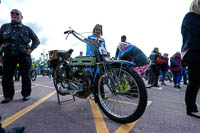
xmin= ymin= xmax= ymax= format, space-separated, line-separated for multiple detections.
xmin=181 ymin=0 xmax=200 ymax=117
xmin=0 ymin=9 xmax=40 ymax=103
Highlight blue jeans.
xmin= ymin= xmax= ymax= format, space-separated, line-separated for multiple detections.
xmin=161 ymin=69 xmax=167 ymax=82
xmin=172 ymin=71 xmax=182 ymax=86
xmin=181 ymin=68 xmax=187 ymax=84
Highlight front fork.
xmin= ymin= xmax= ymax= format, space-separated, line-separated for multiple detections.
xmin=97 ymin=62 xmax=119 ymax=94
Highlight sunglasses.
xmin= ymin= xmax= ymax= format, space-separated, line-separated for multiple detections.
xmin=11 ymin=12 xmax=20 ymax=16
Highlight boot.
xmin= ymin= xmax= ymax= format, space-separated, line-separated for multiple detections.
xmin=1 ymin=126 xmax=25 ymax=133
xmin=0 ymin=116 xmax=25 ymax=133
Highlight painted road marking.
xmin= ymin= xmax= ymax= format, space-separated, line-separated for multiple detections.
xmin=0 ymin=85 xmax=39 ymax=98
xmin=107 ymin=98 xmax=138 ymax=106
xmin=151 ymin=87 xmax=163 ymax=90
xmin=115 ymin=100 xmax=152 ymax=133
xmin=115 ymin=120 xmax=139 ymax=133
xmin=89 ymin=94 xmax=152 ymax=133
xmin=32 ymin=83 xmax=55 ymax=89
xmin=89 ymin=96 xmax=109 ymax=133
xmin=2 ymin=90 xmax=56 ymax=128
xmin=0 ymin=90 xmax=21 ymax=97
xmin=2 ymin=82 xmax=153 ymax=133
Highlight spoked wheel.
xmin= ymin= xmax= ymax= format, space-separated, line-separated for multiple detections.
xmin=143 ymin=69 xmax=156 ymax=88
xmin=48 ymin=70 xmax=52 ymax=78
xmin=96 ymin=67 xmax=147 ymax=124
xmin=31 ymin=70 xmax=37 ymax=81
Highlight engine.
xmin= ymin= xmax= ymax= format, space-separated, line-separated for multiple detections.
xmin=71 ymin=67 xmax=93 ymax=98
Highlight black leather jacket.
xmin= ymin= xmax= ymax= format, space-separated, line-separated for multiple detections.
xmin=0 ymin=23 xmax=40 ymax=55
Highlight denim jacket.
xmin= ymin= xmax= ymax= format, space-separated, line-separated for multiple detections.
xmin=86 ymin=35 xmax=106 ymax=56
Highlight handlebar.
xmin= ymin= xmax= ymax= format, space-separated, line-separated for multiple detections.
xmin=64 ymin=29 xmax=88 ymax=44
xmin=64 ymin=29 xmax=74 ymax=34
xmin=64 ymin=28 xmax=105 ymax=47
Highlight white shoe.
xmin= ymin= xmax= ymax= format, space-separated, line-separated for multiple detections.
xmin=191 ymin=112 xmax=200 ymax=117
xmin=187 ymin=111 xmax=200 ymax=117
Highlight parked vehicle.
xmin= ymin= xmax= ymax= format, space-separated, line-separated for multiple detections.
xmin=48 ymin=29 xmax=147 ymax=124
xmin=41 ymin=68 xmax=52 ymax=78
xmin=31 ymin=67 xmax=37 ymax=81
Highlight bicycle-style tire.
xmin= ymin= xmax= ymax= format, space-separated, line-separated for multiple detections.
xmin=48 ymin=71 xmax=52 ymax=78
xmin=95 ymin=66 xmax=147 ymax=124
xmin=31 ymin=70 xmax=37 ymax=81
xmin=143 ymin=69 xmax=157 ymax=88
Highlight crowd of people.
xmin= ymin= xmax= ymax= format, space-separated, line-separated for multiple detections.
xmin=0 ymin=0 xmax=200 ymax=132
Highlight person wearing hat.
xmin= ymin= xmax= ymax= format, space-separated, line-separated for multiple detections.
xmin=121 ymin=35 xmax=126 ymax=42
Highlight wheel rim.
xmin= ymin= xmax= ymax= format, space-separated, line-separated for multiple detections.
xmin=31 ymin=70 xmax=36 ymax=81
xmin=53 ymin=66 xmax=69 ymax=95
xmin=98 ymin=68 xmax=140 ymax=118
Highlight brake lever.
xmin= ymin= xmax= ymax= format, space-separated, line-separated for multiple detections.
xmin=65 ymin=33 xmax=70 ymax=40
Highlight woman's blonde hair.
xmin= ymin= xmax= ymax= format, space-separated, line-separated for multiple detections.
xmin=190 ymin=0 xmax=199 ymax=12
xmin=92 ymin=24 xmax=103 ymax=36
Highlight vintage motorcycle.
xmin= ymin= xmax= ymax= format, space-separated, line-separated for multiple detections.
xmin=48 ymin=29 xmax=147 ymax=124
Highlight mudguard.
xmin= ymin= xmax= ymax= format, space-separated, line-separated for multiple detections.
xmin=106 ymin=59 xmax=134 ymax=69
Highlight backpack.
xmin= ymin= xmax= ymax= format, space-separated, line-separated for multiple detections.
xmin=156 ymin=54 xmax=164 ymax=64
xmin=170 ymin=58 xmax=178 ymax=68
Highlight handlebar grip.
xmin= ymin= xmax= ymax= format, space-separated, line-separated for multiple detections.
xmin=64 ymin=31 xmax=69 ymax=34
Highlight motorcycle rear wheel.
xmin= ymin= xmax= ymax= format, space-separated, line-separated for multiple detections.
xmin=96 ymin=66 xmax=147 ymax=124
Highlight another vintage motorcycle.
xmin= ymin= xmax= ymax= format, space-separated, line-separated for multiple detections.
xmin=48 ymin=29 xmax=147 ymax=124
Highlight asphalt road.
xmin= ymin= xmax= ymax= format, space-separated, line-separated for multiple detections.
xmin=0 ymin=76 xmax=199 ymax=133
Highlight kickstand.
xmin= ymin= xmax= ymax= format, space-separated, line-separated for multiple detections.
xmin=56 ymin=91 xmax=75 ymax=105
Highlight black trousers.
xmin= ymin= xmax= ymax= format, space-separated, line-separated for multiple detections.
xmin=185 ymin=64 xmax=200 ymax=112
xmin=2 ymin=54 xmax=32 ymax=98
xmin=151 ymin=65 xmax=160 ymax=86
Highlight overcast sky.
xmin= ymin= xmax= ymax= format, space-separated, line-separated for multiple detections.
xmin=0 ymin=0 xmax=192 ymax=59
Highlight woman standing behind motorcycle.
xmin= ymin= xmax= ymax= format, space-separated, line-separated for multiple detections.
xmin=86 ymin=24 xmax=106 ymax=56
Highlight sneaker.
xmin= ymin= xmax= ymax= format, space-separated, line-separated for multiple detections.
xmin=1 ymin=98 xmax=13 ymax=104
xmin=161 ymin=82 xmax=167 ymax=86
xmin=176 ymin=85 xmax=181 ymax=88
xmin=187 ymin=111 xmax=200 ymax=117
xmin=22 ymin=96 xmax=30 ymax=101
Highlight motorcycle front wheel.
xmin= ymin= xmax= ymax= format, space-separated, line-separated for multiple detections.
xmin=96 ymin=66 xmax=147 ymax=124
